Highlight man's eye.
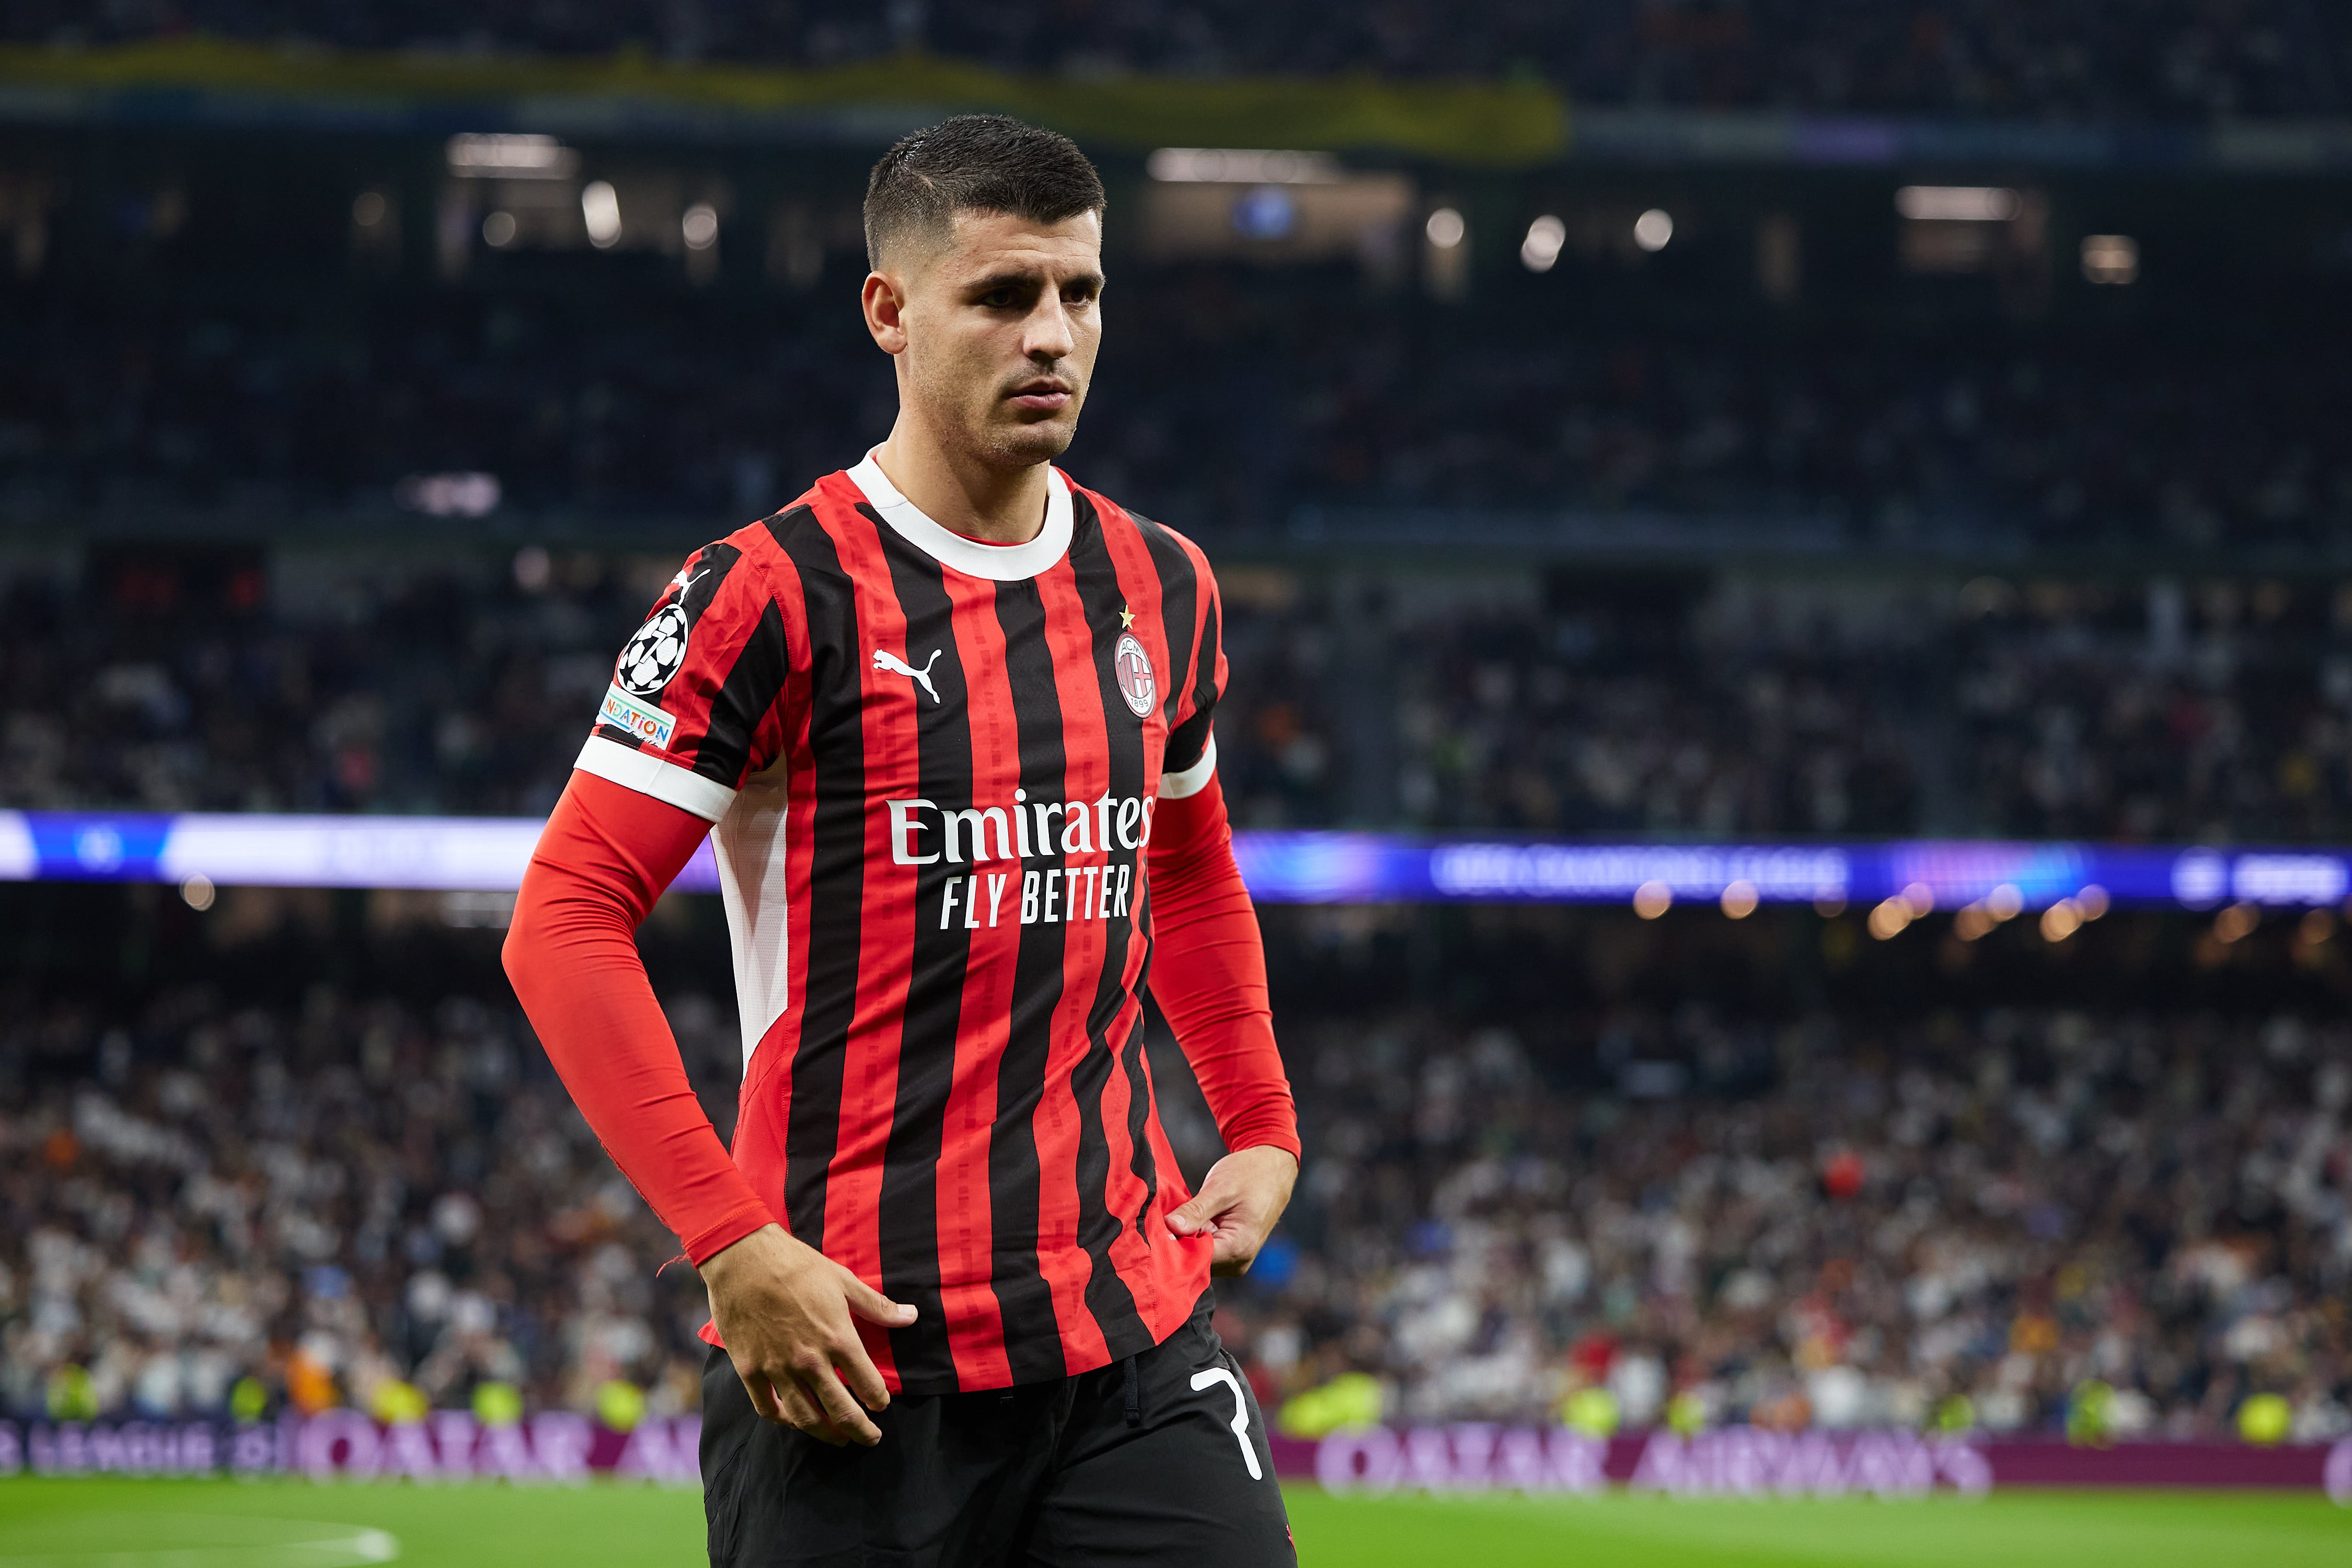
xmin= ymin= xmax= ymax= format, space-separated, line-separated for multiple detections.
xmin=982 ymin=290 xmax=1016 ymax=308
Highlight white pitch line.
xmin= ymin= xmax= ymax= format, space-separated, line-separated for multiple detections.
xmin=0 ymin=1517 xmax=399 ymax=1568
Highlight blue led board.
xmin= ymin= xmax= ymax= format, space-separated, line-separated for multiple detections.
xmin=0 ymin=811 xmax=2341 ymax=910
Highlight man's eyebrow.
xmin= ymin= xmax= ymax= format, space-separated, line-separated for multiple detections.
xmin=965 ymin=268 xmax=1105 ymax=296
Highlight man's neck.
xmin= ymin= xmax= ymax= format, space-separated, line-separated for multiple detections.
xmin=871 ymin=422 xmax=1050 ymax=546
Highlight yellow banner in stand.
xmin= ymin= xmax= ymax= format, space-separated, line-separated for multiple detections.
xmin=0 ymin=38 xmax=1569 ymax=166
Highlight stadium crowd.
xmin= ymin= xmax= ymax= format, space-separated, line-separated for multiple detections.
xmin=1227 ymin=997 xmax=2352 ymax=1440
xmin=5 ymin=975 xmax=2347 ymax=1443
xmin=9 ymin=552 xmax=2352 ymax=845
xmin=0 ymin=982 xmax=735 ymax=1429
xmin=11 ymin=0 xmax=2349 ymax=1489
xmin=9 ymin=284 xmax=2345 ymax=552
xmin=0 ymin=557 xmax=651 ymax=818
xmin=9 ymin=1 xmax=2346 ymax=119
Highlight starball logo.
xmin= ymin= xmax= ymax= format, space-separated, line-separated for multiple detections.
xmin=886 ymin=790 xmax=1155 ymax=931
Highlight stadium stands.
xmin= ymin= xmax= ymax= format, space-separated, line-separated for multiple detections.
xmin=8 ymin=555 xmax=2351 ymax=844
xmin=7 ymin=3 xmax=2348 ymax=119
xmin=8 ymin=284 xmax=2344 ymax=550
xmin=8 ymin=7 xmax=2352 ymax=1480
xmin=0 ymin=559 xmax=648 ymax=817
xmin=0 ymin=981 xmax=729 ymax=1426
xmin=7 ymin=966 xmax=2347 ymax=1441
xmin=1235 ymin=996 xmax=2352 ymax=1438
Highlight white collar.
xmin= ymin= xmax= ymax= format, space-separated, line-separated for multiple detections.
xmin=847 ymin=448 xmax=1074 ymax=582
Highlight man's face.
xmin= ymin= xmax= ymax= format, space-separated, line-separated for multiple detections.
xmin=879 ymin=208 xmax=1104 ymax=471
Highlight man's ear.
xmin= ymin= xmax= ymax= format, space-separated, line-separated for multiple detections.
xmin=862 ymin=269 xmax=910 ymax=355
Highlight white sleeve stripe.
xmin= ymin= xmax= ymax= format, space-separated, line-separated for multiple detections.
xmin=575 ymin=735 xmax=738 ymax=823
xmin=1157 ymin=733 xmax=1218 ymax=800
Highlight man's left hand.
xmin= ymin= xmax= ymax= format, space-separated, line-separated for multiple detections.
xmin=1165 ymin=1145 xmax=1299 ymax=1276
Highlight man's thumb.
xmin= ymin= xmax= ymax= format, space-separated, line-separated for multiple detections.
xmin=844 ymin=1273 xmax=918 ymax=1325
xmin=1166 ymin=1195 xmax=1214 ymax=1236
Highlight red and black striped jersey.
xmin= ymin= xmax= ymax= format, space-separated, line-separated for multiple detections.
xmin=576 ymin=454 xmax=1228 ymax=1393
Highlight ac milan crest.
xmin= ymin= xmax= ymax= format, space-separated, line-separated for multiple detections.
xmin=1113 ymin=632 xmax=1156 ymax=718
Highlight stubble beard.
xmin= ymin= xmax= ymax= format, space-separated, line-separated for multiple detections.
xmin=975 ymin=414 xmax=1076 ymax=470
xmin=918 ymin=358 xmax=1084 ymax=475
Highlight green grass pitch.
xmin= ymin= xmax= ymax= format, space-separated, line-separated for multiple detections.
xmin=0 ymin=1478 xmax=2347 ymax=1565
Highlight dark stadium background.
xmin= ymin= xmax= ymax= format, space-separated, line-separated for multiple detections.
xmin=3 ymin=8 xmax=2352 ymax=1561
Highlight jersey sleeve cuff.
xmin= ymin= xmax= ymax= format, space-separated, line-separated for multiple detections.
xmin=681 ymin=1198 xmax=781 ymax=1269
xmin=1223 ymin=1122 xmax=1303 ymax=1163
xmin=576 ymin=735 xmax=739 ymax=823
xmin=1158 ymin=733 xmax=1218 ymax=800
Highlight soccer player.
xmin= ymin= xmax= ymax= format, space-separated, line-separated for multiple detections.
xmin=503 ymin=116 xmax=1301 ymax=1565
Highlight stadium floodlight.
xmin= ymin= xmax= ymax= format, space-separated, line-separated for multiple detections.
xmin=1633 ymin=209 xmax=1674 ymax=251
xmin=446 ymin=133 xmax=580 ymax=179
xmin=2040 ymin=899 xmax=2083 ymax=942
xmin=1425 ymin=208 xmax=1466 ymax=249
xmin=1520 ymin=214 xmax=1566 ymax=272
xmin=395 ymin=472 xmax=501 ymax=517
xmin=2081 ymin=234 xmax=2138 ymax=285
xmin=582 ymin=181 xmax=622 ymax=248
xmin=513 ymin=545 xmax=554 ymax=591
xmin=1231 ymin=186 xmax=1297 ymax=241
xmin=682 ymin=203 xmax=720 ymax=251
xmin=1895 ymin=185 xmax=2020 ymax=222
xmin=2212 ymin=901 xmax=2261 ymax=943
xmin=1146 ymin=148 xmax=1341 ymax=184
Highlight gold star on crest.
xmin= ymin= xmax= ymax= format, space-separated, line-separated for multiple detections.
xmin=1119 ymin=605 xmax=1136 ymax=629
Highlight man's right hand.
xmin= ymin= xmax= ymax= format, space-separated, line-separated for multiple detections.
xmin=699 ymin=1223 xmax=917 ymax=1447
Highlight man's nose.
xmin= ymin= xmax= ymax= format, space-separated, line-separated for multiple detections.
xmin=1024 ymin=298 xmax=1076 ymax=362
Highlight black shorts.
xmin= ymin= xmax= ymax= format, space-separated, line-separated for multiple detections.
xmin=700 ymin=1289 xmax=1294 ymax=1568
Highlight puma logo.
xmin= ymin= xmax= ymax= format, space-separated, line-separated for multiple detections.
xmin=873 ymin=648 xmax=942 ymax=704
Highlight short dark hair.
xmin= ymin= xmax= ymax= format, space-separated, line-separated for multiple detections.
xmin=863 ymin=114 xmax=1105 ymax=269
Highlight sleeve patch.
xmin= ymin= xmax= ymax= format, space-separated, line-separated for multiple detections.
xmin=615 ymin=603 xmax=693 ymax=697
xmin=599 ymin=685 xmax=678 ymax=751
